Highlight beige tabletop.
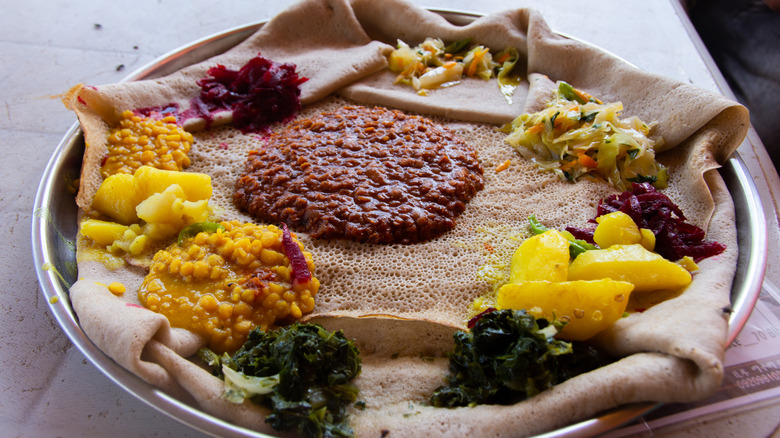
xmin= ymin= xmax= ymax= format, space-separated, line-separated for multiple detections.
xmin=2 ymin=0 xmax=779 ymax=436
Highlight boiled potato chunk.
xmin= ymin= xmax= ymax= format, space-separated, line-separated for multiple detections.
xmin=509 ymin=229 xmax=570 ymax=283
xmin=108 ymin=224 xmax=149 ymax=255
xmin=593 ymin=211 xmax=656 ymax=251
xmin=134 ymin=166 xmax=212 ymax=201
xmin=568 ymin=244 xmax=692 ymax=292
xmin=91 ymin=167 xmax=211 ymax=224
xmin=639 ymin=228 xmax=656 ymax=251
xmin=497 ymin=279 xmax=633 ymax=341
xmin=136 ymin=184 xmax=210 ymax=227
xmin=79 ymin=219 xmax=130 ymax=245
xmin=91 ymin=173 xmax=140 ymax=224
xmin=593 ymin=211 xmax=641 ymax=248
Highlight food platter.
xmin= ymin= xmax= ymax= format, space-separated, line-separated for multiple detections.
xmin=32 ymin=8 xmax=768 ymax=438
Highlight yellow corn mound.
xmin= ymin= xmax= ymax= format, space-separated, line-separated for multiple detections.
xmin=138 ymin=220 xmax=319 ymax=353
xmin=101 ymin=110 xmax=193 ymax=178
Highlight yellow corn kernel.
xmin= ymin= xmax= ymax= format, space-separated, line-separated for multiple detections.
xmin=263 ymin=293 xmax=281 ymax=310
xmin=210 ymin=266 xmax=226 ymax=280
xmin=207 ymin=254 xmax=224 ymax=266
xmin=219 ymin=240 xmax=235 ymax=258
xmin=193 ymin=261 xmax=210 ymax=280
xmin=275 ymin=266 xmax=291 ymax=282
xmin=261 ymin=231 xmax=278 ymax=248
xmin=301 ymin=296 xmax=315 ymax=313
xmin=145 ymin=279 xmax=161 ymax=293
xmin=234 ymin=302 xmax=251 ymax=317
xmin=218 ymin=302 xmax=234 ymax=319
xmin=259 ymin=248 xmax=279 ymax=265
xmin=249 ymin=240 xmax=264 ymax=255
xmin=194 ymin=232 xmax=209 ymax=246
xmin=234 ymin=320 xmax=252 ymax=334
xmin=140 ymin=150 xmax=155 ymax=163
xmin=168 ymin=258 xmax=182 ymax=275
xmin=198 ymin=295 xmax=219 ymax=312
xmin=187 ymin=244 xmax=202 ymax=259
xmin=180 ymin=261 xmax=194 ymax=276
xmin=268 ymin=283 xmax=285 ymax=296
xmin=108 ymin=282 xmax=126 ymax=295
xmin=290 ymin=302 xmax=302 ymax=319
xmin=240 ymin=288 xmax=256 ymax=303
xmin=275 ymin=300 xmax=290 ymax=316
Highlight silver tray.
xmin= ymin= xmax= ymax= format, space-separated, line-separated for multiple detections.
xmin=32 ymin=9 xmax=768 ymax=438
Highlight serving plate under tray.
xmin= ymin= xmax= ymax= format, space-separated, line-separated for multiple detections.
xmin=32 ymin=9 xmax=768 ymax=438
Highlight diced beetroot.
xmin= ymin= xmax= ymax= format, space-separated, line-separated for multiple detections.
xmin=565 ymin=225 xmax=596 ymax=244
xmin=135 ymin=103 xmax=181 ymax=121
xmin=595 ymin=183 xmax=725 ymax=262
xmin=280 ymin=223 xmax=312 ymax=287
xmin=186 ymin=53 xmax=308 ymax=133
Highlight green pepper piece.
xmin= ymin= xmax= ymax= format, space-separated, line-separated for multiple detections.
xmin=177 ymin=221 xmax=225 ymax=246
xmin=444 ymin=37 xmax=473 ymax=54
xmin=528 ymin=215 xmax=597 ymax=258
xmin=528 ymin=215 xmax=549 ymax=235
xmin=557 ymin=81 xmax=588 ymax=104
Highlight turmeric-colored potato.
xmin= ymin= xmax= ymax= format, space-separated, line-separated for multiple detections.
xmin=136 ymin=184 xmax=187 ymax=225
xmin=593 ymin=211 xmax=641 ymax=248
xmin=509 ymin=229 xmax=570 ymax=283
xmin=79 ymin=219 xmax=130 ymax=245
xmin=568 ymin=244 xmax=692 ymax=292
xmin=497 ymin=279 xmax=633 ymax=341
xmin=92 ymin=167 xmax=211 ymax=225
xmin=134 ymin=166 xmax=212 ymax=201
xmin=91 ymin=173 xmax=140 ymax=224
xmin=136 ymin=184 xmax=210 ymax=226
xmin=639 ymin=228 xmax=656 ymax=251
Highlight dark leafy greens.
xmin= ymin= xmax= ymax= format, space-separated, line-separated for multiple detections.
xmin=431 ymin=309 xmax=611 ymax=407
xmin=200 ymin=323 xmax=361 ymax=438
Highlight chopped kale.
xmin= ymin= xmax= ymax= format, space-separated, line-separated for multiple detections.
xmin=201 ymin=323 xmax=361 ymax=438
xmin=431 ymin=309 xmax=611 ymax=407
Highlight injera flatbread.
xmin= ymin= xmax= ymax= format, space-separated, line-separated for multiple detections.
xmin=62 ymin=0 xmax=749 ymax=436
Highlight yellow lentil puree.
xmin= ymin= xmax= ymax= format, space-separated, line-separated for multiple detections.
xmin=102 ymin=110 xmax=193 ymax=178
xmin=138 ymin=220 xmax=319 ymax=353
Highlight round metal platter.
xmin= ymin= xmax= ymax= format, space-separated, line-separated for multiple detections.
xmin=32 ymin=9 xmax=768 ymax=438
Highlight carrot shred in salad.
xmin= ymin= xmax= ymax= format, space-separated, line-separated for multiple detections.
xmin=387 ymin=37 xmax=521 ymax=103
xmin=502 ymin=81 xmax=667 ymax=190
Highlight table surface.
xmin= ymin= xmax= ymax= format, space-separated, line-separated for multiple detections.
xmin=3 ymin=0 xmax=780 ymax=437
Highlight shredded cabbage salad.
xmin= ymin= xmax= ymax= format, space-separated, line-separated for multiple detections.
xmin=387 ymin=37 xmax=521 ymax=103
xmin=503 ymin=81 xmax=667 ymax=190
